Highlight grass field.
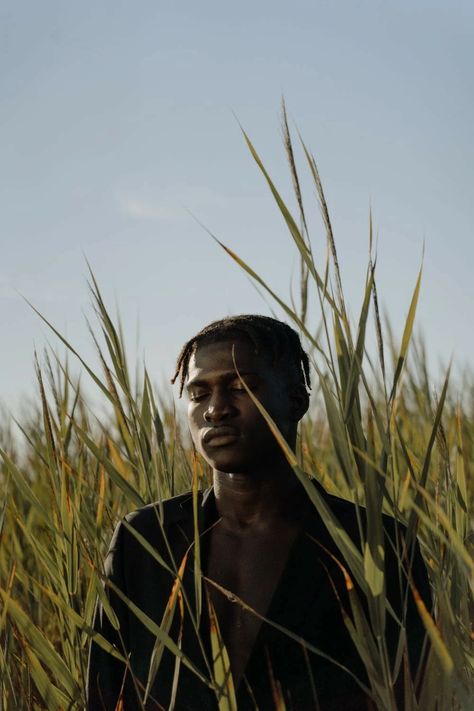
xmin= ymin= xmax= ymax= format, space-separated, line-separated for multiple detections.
xmin=1 ymin=109 xmax=473 ymax=710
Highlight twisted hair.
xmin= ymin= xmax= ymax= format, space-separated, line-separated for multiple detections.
xmin=171 ymin=314 xmax=311 ymax=397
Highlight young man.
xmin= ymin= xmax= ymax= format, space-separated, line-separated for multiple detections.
xmin=87 ymin=315 xmax=430 ymax=710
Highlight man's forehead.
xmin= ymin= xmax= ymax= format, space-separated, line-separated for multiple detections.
xmin=186 ymin=339 xmax=270 ymax=379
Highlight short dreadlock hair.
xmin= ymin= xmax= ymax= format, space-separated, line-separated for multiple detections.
xmin=171 ymin=315 xmax=311 ymax=397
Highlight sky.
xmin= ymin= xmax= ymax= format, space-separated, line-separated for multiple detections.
xmin=1 ymin=0 xmax=473 ymax=416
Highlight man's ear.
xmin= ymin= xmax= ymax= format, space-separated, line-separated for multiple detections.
xmin=288 ymin=384 xmax=309 ymax=422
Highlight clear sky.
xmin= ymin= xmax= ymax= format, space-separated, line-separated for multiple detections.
xmin=1 ymin=1 xmax=473 ymax=414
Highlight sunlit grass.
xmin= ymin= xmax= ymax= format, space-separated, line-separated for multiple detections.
xmin=0 ymin=105 xmax=472 ymax=709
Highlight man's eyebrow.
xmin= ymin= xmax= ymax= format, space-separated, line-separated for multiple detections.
xmin=185 ymin=371 xmax=259 ymax=390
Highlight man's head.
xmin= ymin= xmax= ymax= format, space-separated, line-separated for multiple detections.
xmin=172 ymin=315 xmax=310 ymax=474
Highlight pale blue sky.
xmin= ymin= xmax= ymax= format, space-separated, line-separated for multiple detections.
xmin=1 ymin=1 xmax=473 ymax=413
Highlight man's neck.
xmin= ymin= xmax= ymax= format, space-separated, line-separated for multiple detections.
xmin=212 ymin=464 xmax=308 ymax=531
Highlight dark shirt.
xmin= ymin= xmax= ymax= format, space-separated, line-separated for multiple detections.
xmin=87 ymin=483 xmax=430 ymax=710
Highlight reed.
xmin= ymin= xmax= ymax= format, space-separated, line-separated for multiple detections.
xmin=0 ymin=108 xmax=472 ymax=709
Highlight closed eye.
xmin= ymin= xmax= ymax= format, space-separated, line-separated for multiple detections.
xmin=230 ymin=379 xmax=258 ymax=393
xmin=188 ymin=391 xmax=208 ymax=402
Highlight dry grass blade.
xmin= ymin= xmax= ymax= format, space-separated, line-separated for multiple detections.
xmin=145 ymin=551 xmax=189 ymax=702
xmin=206 ymin=593 xmax=237 ymax=711
xmin=411 ymin=585 xmax=454 ymax=676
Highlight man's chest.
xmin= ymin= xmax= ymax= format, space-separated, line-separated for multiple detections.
xmin=204 ymin=522 xmax=300 ymax=680
xmin=208 ymin=526 xmax=297 ymax=600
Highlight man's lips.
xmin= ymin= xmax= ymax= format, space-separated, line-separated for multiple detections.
xmin=202 ymin=426 xmax=240 ymax=447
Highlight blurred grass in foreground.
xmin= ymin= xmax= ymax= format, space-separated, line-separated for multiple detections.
xmin=1 ymin=105 xmax=473 ymax=709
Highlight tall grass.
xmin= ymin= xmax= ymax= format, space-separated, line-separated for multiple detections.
xmin=0 ymin=107 xmax=473 ymax=709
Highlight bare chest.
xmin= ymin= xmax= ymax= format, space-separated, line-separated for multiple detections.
xmin=205 ymin=522 xmax=298 ymax=683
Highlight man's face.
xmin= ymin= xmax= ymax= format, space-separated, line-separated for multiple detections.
xmin=185 ymin=338 xmax=300 ymax=474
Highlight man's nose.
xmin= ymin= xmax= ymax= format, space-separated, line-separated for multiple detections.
xmin=203 ymin=390 xmax=235 ymax=423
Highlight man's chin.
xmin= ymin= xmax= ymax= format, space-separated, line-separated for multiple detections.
xmin=203 ymin=453 xmax=254 ymax=475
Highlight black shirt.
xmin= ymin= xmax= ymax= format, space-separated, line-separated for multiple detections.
xmin=87 ymin=483 xmax=430 ymax=710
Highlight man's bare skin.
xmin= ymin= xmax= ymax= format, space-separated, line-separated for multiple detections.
xmin=206 ymin=477 xmax=307 ymax=682
xmin=186 ymin=338 xmax=309 ymax=684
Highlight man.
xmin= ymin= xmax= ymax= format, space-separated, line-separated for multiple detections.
xmin=87 ymin=315 xmax=430 ymax=710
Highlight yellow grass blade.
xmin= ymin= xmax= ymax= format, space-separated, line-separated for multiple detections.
xmin=145 ymin=551 xmax=189 ymax=701
xmin=411 ymin=585 xmax=454 ymax=676
xmin=207 ymin=594 xmax=237 ymax=711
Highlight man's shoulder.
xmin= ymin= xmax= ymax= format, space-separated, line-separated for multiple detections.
xmin=107 ymin=490 xmax=203 ymax=558
xmin=124 ymin=490 xmax=197 ymax=532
